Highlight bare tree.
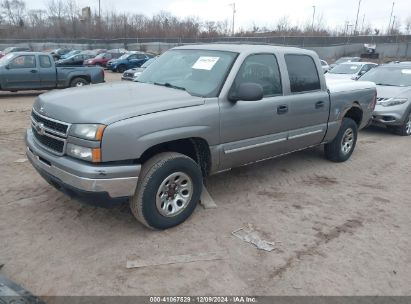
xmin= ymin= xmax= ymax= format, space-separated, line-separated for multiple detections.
xmin=1 ymin=0 xmax=25 ymax=26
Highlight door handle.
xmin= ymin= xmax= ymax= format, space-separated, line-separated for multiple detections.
xmin=30 ymin=70 xmax=38 ymax=73
xmin=277 ymin=105 xmax=288 ymax=115
xmin=315 ymin=101 xmax=325 ymax=109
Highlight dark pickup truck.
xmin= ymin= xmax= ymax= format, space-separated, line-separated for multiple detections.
xmin=0 ymin=52 xmax=105 ymax=91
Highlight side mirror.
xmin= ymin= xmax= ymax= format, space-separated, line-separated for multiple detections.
xmin=229 ymin=83 xmax=264 ymax=102
xmin=5 ymin=64 xmax=10 ymax=69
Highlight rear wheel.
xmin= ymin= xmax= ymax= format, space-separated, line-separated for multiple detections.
xmin=70 ymin=77 xmax=89 ymax=87
xmin=325 ymin=118 xmax=358 ymax=162
xmin=130 ymin=152 xmax=203 ymax=230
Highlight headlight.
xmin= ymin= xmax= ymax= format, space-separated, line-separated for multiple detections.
xmin=67 ymin=143 xmax=101 ymax=162
xmin=377 ymin=98 xmax=408 ymax=107
xmin=70 ymin=124 xmax=106 ymax=140
xmin=133 ymin=72 xmax=141 ymax=77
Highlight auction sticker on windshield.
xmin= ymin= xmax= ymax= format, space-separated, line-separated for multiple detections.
xmin=192 ymin=57 xmax=220 ymax=70
xmin=401 ymin=69 xmax=411 ymax=74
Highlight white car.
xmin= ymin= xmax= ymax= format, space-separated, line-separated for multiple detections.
xmin=326 ymin=62 xmax=378 ymax=81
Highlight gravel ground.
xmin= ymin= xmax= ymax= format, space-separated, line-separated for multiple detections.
xmin=0 ymin=71 xmax=410 ymax=296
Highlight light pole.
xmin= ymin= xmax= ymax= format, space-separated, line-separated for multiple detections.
xmin=388 ymin=2 xmax=395 ymax=34
xmin=312 ymin=5 xmax=316 ymax=33
xmin=229 ymin=3 xmax=236 ymax=36
xmin=354 ymin=0 xmax=362 ymax=35
xmin=98 ymin=0 xmax=101 ymax=19
xmin=392 ymin=15 xmax=396 ymax=32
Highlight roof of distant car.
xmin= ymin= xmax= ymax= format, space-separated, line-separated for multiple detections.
xmin=338 ymin=61 xmax=377 ymax=66
xmin=382 ymin=62 xmax=411 ymax=68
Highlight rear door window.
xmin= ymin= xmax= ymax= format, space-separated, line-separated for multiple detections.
xmin=39 ymin=55 xmax=52 ymax=68
xmin=285 ymin=54 xmax=321 ymax=93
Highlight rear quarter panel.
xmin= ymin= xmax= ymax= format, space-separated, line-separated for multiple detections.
xmin=324 ymin=80 xmax=376 ymax=142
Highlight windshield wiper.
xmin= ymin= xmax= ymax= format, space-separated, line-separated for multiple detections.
xmin=153 ymin=82 xmax=186 ymax=91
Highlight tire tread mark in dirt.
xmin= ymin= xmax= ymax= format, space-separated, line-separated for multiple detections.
xmin=270 ymin=218 xmax=363 ymax=279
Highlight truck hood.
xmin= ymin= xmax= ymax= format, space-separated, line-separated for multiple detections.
xmin=33 ymin=82 xmax=205 ymax=125
xmin=376 ymin=85 xmax=411 ymax=99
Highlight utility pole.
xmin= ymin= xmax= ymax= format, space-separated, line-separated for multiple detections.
xmin=361 ymin=14 xmax=365 ymax=34
xmin=98 ymin=0 xmax=101 ymax=19
xmin=392 ymin=15 xmax=396 ymax=32
xmin=229 ymin=3 xmax=236 ymax=36
xmin=388 ymin=2 xmax=395 ymax=34
xmin=354 ymin=0 xmax=362 ymax=35
xmin=312 ymin=5 xmax=316 ymax=33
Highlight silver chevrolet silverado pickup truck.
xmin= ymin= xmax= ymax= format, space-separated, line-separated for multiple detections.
xmin=25 ymin=44 xmax=377 ymax=229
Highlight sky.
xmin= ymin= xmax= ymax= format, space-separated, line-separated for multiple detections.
xmin=26 ymin=0 xmax=411 ymax=32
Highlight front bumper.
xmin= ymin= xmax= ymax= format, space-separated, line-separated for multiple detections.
xmin=25 ymin=129 xmax=140 ymax=200
xmin=373 ymin=105 xmax=408 ymax=126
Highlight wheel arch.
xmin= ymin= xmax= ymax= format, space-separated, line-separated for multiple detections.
xmin=70 ymin=75 xmax=91 ymax=86
xmin=139 ymin=137 xmax=211 ymax=179
xmin=342 ymin=102 xmax=363 ymax=127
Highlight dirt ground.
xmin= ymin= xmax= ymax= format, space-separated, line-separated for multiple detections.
xmin=0 ymin=71 xmax=410 ymax=296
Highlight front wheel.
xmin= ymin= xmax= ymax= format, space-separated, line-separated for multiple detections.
xmin=324 ymin=118 xmax=358 ymax=162
xmin=388 ymin=113 xmax=411 ymax=136
xmin=117 ymin=65 xmax=127 ymax=73
xmin=130 ymin=152 xmax=203 ymax=230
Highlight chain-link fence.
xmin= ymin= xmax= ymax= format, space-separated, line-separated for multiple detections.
xmin=0 ymin=35 xmax=410 ymax=47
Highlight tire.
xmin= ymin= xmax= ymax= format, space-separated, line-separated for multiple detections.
xmin=325 ymin=118 xmax=358 ymax=162
xmin=387 ymin=112 xmax=411 ymax=136
xmin=117 ymin=65 xmax=127 ymax=73
xmin=70 ymin=77 xmax=89 ymax=87
xmin=130 ymin=152 xmax=203 ymax=230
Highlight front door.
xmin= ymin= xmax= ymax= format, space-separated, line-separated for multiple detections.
xmin=4 ymin=55 xmax=41 ymax=89
xmin=219 ymin=53 xmax=292 ymax=170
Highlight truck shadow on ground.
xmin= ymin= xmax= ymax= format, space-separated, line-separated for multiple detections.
xmin=0 ymin=91 xmax=46 ymax=98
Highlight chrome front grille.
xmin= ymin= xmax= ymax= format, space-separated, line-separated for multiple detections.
xmin=31 ymin=109 xmax=70 ymax=155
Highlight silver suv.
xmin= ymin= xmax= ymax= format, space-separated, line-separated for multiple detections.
xmin=359 ymin=63 xmax=411 ymax=136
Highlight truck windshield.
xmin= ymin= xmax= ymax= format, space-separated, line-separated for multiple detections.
xmin=359 ymin=67 xmax=411 ymax=87
xmin=329 ymin=64 xmax=361 ymax=74
xmin=137 ymin=49 xmax=238 ymax=97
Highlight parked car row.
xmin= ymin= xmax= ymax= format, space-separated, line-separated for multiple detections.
xmin=121 ymin=57 xmax=158 ymax=81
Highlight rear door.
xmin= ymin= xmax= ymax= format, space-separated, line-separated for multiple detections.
xmin=283 ymin=54 xmax=330 ymax=151
xmin=4 ymin=54 xmax=41 ymax=89
xmin=38 ymin=55 xmax=56 ymax=88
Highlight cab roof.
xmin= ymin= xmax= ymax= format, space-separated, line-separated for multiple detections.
xmin=173 ymin=44 xmax=317 ymax=57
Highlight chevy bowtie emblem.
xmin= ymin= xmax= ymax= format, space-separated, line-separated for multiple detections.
xmin=35 ymin=122 xmax=46 ymax=136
